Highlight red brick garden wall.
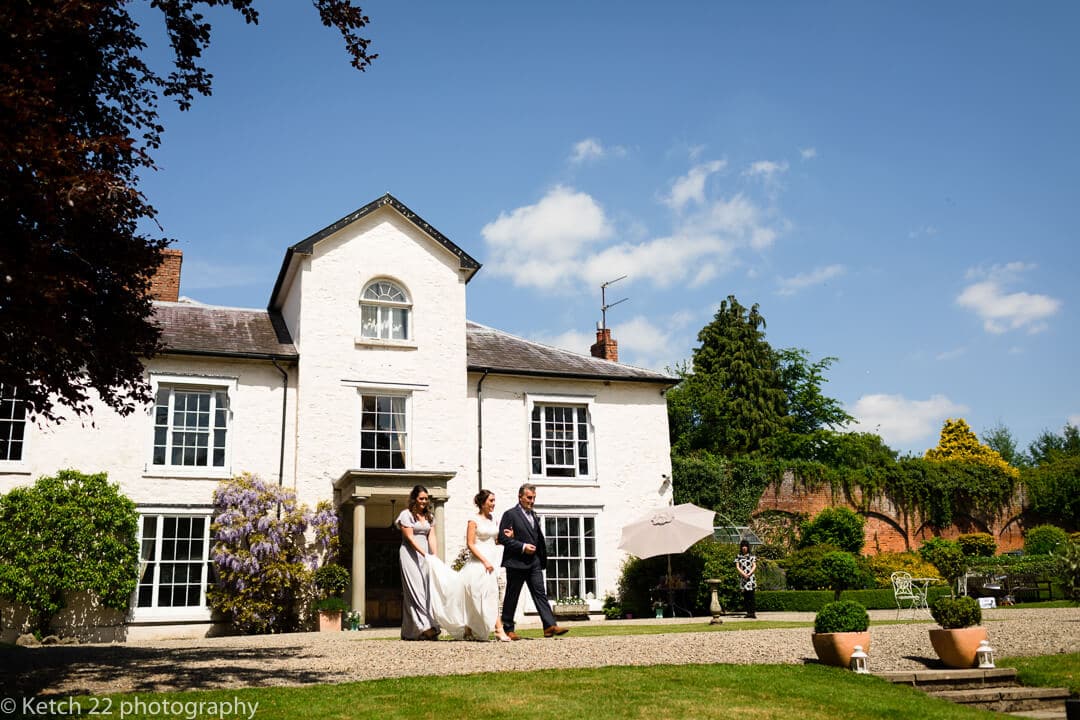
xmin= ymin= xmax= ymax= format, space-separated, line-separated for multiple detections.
xmin=752 ymin=471 xmax=1027 ymax=555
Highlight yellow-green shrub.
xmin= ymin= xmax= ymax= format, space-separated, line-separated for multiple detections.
xmin=864 ymin=551 xmax=941 ymax=588
xmin=925 ymin=418 xmax=1020 ymax=479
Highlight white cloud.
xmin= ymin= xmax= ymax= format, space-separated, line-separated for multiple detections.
xmin=665 ymin=160 xmax=726 ymax=211
xmin=908 ymin=225 xmax=939 ymax=239
xmin=484 ymin=161 xmax=785 ymax=290
xmin=776 ymin=264 xmax=845 ymax=296
xmin=956 ymin=263 xmax=1062 ymax=334
xmin=800 ymin=147 xmax=817 ymax=160
xmin=744 ymin=160 xmax=789 ymax=181
xmin=530 ymin=328 xmax=596 ymax=356
xmin=935 ymin=347 xmax=967 ymax=361
xmin=481 ymin=185 xmax=613 ymax=288
xmin=1068 ymin=414 xmax=1080 ymax=428
xmin=568 ymin=138 xmax=627 ymax=165
xmin=849 ymin=393 xmax=968 ymax=447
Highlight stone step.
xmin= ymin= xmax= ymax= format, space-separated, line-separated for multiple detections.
xmin=877 ymin=667 xmax=1021 ymax=690
xmin=1005 ymin=708 xmax=1066 ymax=720
xmin=928 ymin=686 xmax=1071 ymax=714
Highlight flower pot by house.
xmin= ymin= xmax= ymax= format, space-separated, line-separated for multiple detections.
xmin=554 ymin=603 xmax=588 ymax=620
xmin=318 ymin=610 xmax=342 ymax=632
xmin=929 ymin=626 xmax=988 ymax=668
xmin=811 ymin=631 xmax=871 ymax=668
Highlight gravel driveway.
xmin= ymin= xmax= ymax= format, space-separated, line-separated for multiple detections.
xmin=2 ymin=608 xmax=1077 ymax=697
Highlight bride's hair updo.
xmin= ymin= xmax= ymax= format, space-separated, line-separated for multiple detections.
xmin=473 ymin=489 xmax=493 ymax=510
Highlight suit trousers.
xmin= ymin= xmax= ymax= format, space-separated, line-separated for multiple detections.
xmin=502 ymin=561 xmax=557 ymax=631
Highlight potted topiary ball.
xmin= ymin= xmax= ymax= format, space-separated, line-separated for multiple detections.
xmin=812 ymin=600 xmax=871 ymax=668
xmin=314 ymin=563 xmax=351 ymax=632
xmin=928 ymin=595 xmax=986 ymax=668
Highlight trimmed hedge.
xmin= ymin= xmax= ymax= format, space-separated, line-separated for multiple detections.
xmin=757 ymin=586 xmax=952 ymax=612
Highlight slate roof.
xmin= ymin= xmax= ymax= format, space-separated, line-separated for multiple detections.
xmin=466 ymin=322 xmax=678 ymax=385
xmin=152 ymin=302 xmax=297 ymax=360
xmin=151 ymin=304 xmax=675 ymax=385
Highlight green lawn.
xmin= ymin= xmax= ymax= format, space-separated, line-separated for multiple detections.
xmin=77 ymin=664 xmax=1005 ymax=720
xmin=1001 ymin=652 xmax=1080 ymax=694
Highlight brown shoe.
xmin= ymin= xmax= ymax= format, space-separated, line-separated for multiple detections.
xmin=543 ymin=625 xmax=569 ymax=637
xmin=506 ymin=631 xmax=521 ymax=641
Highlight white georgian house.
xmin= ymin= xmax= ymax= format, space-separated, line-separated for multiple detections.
xmin=0 ymin=194 xmax=675 ymax=641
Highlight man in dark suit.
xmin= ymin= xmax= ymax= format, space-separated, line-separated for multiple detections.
xmin=498 ymin=483 xmax=568 ymax=639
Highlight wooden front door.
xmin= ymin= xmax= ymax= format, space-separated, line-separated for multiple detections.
xmin=364 ymin=526 xmax=402 ymax=626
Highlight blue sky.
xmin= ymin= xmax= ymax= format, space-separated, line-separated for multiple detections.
xmin=134 ymin=1 xmax=1078 ymax=455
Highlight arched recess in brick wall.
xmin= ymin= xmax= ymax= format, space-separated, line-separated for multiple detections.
xmin=750 ymin=509 xmax=804 ymax=548
xmin=997 ymin=514 xmax=1028 ymax=553
xmin=863 ymin=512 xmax=910 ymax=554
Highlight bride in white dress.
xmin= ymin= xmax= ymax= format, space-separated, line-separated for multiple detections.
xmin=429 ymin=490 xmax=512 ymax=641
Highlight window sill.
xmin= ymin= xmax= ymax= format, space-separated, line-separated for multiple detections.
xmin=0 ymin=463 xmax=32 ymax=475
xmin=142 ymin=467 xmax=232 ymax=481
xmin=130 ymin=608 xmax=213 ymax=623
xmin=528 ymin=477 xmax=600 ymax=488
xmin=353 ymin=337 xmax=418 ymax=350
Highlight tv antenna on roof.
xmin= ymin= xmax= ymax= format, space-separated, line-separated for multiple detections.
xmin=600 ymin=275 xmax=629 ymax=330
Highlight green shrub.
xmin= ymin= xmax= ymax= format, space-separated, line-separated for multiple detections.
xmin=930 ymin=595 xmax=981 ymax=629
xmin=799 ymin=507 xmax=866 ymax=554
xmin=782 ymin=544 xmax=874 ymax=592
xmin=1025 ymin=524 xmax=1069 ymax=556
xmin=864 ymin=552 xmax=941 ymax=588
xmin=757 ymin=586 xmax=951 ymax=612
xmin=919 ymin=537 xmax=966 ymax=595
xmin=814 ymin=600 xmax=869 ymax=633
xmin=821 ymin=551 xmax=860 ymax=601
xmin=602 ymin=593 xmax=622 ymax=619
xmin=315 ymin=596 xmax=349 ymax=613
xmin=756 ymin=559 xmax=786 ymax=590
xmin=314 ymin=563 xmax=350 ymax=599
xmin=1054 ymin=541 xmax=1080 ymax=605
xmin=958 ymin=532 xmax=997 ymax=557
xmin=617 ymin=538 xmax=740 ymax=618
xmin=0 ymin=470 xmax=139 ymax=635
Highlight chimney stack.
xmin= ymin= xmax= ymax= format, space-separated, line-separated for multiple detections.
xmin=150 ymin=249 xmax=183 ymax=302
xmin=590 ymin=327 xmax=619 ymax=362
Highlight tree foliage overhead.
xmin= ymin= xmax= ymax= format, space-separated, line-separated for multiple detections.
xmin=668 ymin=295 xmax=789 ymax=456
xmin=925 ymin=418 xmax=1020 ymax=479
xmin=1 ymin=0 xmax=375 ymax=422
xmin=0 ymin=469 xmax=139 ymax=634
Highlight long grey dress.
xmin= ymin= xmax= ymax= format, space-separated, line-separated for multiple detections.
xmin=397 ymin=509 xmax=439 ymax=640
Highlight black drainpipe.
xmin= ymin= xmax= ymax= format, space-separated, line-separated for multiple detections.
xmin=271 ymin=359 xmax=289 ymax=518
xmin=476 ymin=368 xmax=490 ymax=493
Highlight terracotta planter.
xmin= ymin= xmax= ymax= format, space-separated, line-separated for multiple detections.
xmin=811 ymin=631 xmax=871 ymax=668
xmin=318 ymin=610 xmax=342 ymax=632
xmin=929 ymin=626 xmax=988 ymax=668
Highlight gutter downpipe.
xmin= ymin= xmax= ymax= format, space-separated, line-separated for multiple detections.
xmin=271 ymin=359 xmax=289 ymax=519
xmin=476 ymin=368 xmax=490 ymax=493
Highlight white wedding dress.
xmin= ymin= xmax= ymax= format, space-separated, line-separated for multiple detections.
xmin=429 ymin=514 xmax=503 ymax=640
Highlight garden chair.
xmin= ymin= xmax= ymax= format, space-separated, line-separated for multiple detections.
xmin=891 ymin=571 xmax=928 ymax=619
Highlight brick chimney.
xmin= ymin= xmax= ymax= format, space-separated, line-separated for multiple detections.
xmin=150 ymin=249 xmax=183 ymax=302
xmin=590 ymin=327 xmax=619 ymax=362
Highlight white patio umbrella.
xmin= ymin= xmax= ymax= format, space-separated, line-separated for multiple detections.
xmin=618 ymin=503 xmax=716 ymax=616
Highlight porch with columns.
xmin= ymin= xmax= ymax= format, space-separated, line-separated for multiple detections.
xmin=333 ymin=470 xmax=456 ymax=626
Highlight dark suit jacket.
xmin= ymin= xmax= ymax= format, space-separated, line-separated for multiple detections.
xmin=498 ymin=504 xmax=547 ymax=570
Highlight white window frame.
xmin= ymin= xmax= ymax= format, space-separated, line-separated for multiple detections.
xmin=145 ymin=374 xmax=237 ymax=478
xmin=525 ymin=394 xmax=596 ymax=481
xmin=132 ymin=510 xmax=213 ymax=621
xmin=358 ymin=279 xmax=414 ymax=345
xmin=355 ymin=389 xmax=412 ymax=470
xmin=0 ymin=383 xmax=30 ymax=471
xmin=542 ymin=510 xmax=599 ymax=602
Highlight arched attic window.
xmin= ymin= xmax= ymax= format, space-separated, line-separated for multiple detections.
xmin=360 ymin=280 xmax=411 ymax=340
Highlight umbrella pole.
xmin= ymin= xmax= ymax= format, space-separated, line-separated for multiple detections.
xmin=667 ymin=554 xmax=676 ymax=618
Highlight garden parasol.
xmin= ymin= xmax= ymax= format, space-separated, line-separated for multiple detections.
xmin=618 ymin=503 xmax=716 ymax=616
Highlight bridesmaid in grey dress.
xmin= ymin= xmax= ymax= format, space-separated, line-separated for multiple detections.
xmin=396 ymin=485 xmax=440 ymax=640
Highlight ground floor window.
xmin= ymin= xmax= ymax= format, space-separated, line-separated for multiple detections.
xmin=544 ymin=515 xmax=596 ymax=600
xmin=0 ymin=383 xmax=26 ymax=462
xmin=136 ymin=514 xmax=211 ymax=612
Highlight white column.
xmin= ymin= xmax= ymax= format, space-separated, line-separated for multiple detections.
xmin=351 ymin=497 xmax=367 ymax=625
xmin=433 ymin=499 xmax=446 ymax=560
